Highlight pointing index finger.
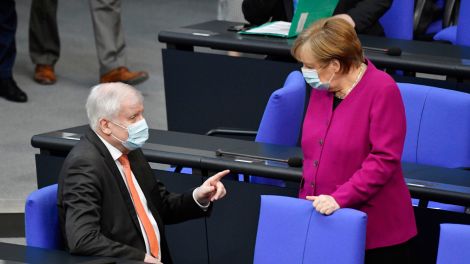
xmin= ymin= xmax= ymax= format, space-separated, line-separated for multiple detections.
xmin=210 ymin=170 xmax=230 ymax=182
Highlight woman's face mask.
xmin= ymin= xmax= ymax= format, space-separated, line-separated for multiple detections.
xmin=301 ymin=67 xmax=335 ymax=91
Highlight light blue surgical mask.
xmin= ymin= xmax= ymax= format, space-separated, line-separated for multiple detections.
xmin=111 ymin=118 xmax=149 ymax=151
xmin=301 ymin=68 xmax=335 ymax=91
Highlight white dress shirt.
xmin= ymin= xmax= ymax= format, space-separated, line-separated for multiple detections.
xmin=96 ymin=133 xmax=209 ymax=260
xmin=97 ymin=134 xmax=162 ymax=259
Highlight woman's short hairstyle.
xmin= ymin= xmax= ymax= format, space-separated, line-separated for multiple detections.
xmin=86 ymin=82 xmax=143 ymax=131
xmin=291 ymin=17 xmax=364 ymax=74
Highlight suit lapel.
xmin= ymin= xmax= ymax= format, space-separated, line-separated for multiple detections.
xmin=128 ymin=150 xmax=155 ymax=196
xmin=85 ymin=129 xmax=142 ymax=236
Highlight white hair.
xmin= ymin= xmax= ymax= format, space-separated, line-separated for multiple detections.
xmin=86 ymin=82 xmax=143 ymax=131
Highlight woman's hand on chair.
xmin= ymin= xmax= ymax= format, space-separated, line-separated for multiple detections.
xmin=306 ymin=195 xmax=340 ymax=215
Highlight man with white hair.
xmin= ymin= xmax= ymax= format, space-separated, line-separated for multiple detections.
xmin=58 ymin=82 xmax=229 ymax=264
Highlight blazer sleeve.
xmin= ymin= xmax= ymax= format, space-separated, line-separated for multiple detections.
xmin=152 ymin=183 xmax=212 ymax=225
xmin=242 ymin=0 xmax=283 ymax=25
xmin=331 ymin=81 xmax=406 ymax=208
xmin=61 ymin=157 xmax=146 ymax=261
xmin=345 ymin=0 xmax=392 ymax=33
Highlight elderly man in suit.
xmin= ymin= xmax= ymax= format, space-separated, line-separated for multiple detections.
xmin=58 ymin=82 xmax=229 ymax=264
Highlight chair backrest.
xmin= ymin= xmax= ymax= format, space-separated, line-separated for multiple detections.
xmin=253 ymin=195 xmax=367 ymax=264
xmin=380 ymin=0 xmax=414 ymax=40
xmin=456 ymin=0 xmax=470 ymax=46
xmin=397 ymin=83 xmax=431 ymax=164
xmin=250 ymin=71 xmax=305 ymax=186
xmin=398 ymin=83 xmax=470 ymax=168
xmin=255 ymin=70 xmax=306 ymax=147
xmin=437 ymin=223 xmax=470 ymax=263
xmin=25 ymin=184 xmax=63 ymax=249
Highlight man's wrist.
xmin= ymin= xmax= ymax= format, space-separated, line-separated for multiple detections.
xmin=193 ymin=187 xmax=210 ymax=209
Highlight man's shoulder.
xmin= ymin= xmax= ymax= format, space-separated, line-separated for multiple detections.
xmin=63 ymin=136 xmax=104 ymax=167
xmin=58 ymin=134 xmax=110 ymax=190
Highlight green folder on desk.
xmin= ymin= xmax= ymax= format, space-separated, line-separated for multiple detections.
xmin=240 ymin=0 xmax=339 ymax=38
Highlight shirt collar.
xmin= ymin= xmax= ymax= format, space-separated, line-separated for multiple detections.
xmin=95 ymin=132 xmax=123 ymax=161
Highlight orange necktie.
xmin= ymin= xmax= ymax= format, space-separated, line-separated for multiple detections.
xmin=118 ymin=154 xmax=160 ymax=258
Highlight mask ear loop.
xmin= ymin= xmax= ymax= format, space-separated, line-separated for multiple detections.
xmin=316 ymin=62 xmax=334 ymax=85
xmin=110 ymin=120 xmax=128 ymax=130
xmin=107 ymin=120 xmax=128 ymax=143
xmin=327 ymin=71 xmax=335 ymax=83
xmin=111 ymin=134 xmax=127 ymax=144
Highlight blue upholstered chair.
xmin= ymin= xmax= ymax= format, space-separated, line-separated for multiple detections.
xmin=415 ymin=88 xmax=470 ymax=168
xmin=397 ymin=83 xmax=427 ymax=164
xmin=380 ymin=0 xmax=414 ymax=40
xmin=253 ymin=195 xmax=367 ymax=264
xmin=249 ymin=70 xmax=306 ymax=186
xmin=398 ymin=83 xmax=470 ymax=168
xmin=434 ymin=0 xmax=470 ymax=46
xmin=436 ymin=223 xmax=470 ymax=263
xmin=25 ymin=184 xmax=63 ymax=249
xmin=398 ymin=83 xmax=470 ymax=212
xmin=255 ymin=70 xmax=306 ymax=146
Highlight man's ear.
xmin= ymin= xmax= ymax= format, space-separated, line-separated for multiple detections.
xmin=99 ymin=118 xmax=112 ymax=135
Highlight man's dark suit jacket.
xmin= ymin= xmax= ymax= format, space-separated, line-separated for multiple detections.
xmin=242 ymin=0 xmax=393 ymax=36
xmin=57 ymin=128 xmax=210 ymax=264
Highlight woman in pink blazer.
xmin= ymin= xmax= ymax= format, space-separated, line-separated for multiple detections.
xmin=292 ymin=18 xmax=417 ymax=263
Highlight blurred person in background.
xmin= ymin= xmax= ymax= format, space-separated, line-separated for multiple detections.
xmin=0 ymin=0 xmax=28 ymax=103
xmin=29 ymin=0 xmax=148 ymax=86
xmin=242 ymin=0 xmax=393 ymax=36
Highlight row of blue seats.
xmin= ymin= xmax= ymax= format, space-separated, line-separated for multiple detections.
xmin=24 ymin=188 xmax=470 ymax=264
xmin=376 ymin=0 xmax=470 ymax=46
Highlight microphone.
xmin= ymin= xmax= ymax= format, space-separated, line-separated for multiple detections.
xmin=287 ymin=156 xmax=303 ymax=167
xmin=363 ymin=46 xmax=402 ymax=56
xmin=215 ymin=149 xmax=303 ymax=168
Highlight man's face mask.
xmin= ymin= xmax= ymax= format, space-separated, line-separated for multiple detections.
xmin=111 ymin=118 xmax=149 ymax=151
